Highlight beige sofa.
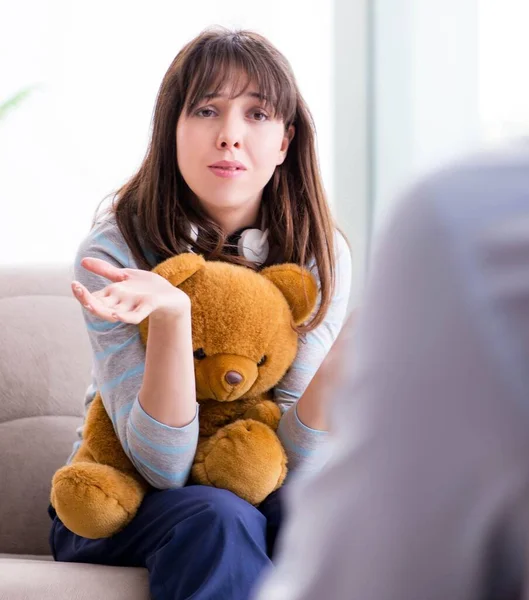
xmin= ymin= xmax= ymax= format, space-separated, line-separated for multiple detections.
xmin=0 ymin=265 xmax=149 ymax=599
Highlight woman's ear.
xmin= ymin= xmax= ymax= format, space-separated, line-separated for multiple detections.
xmin=153 ymin=253 xmax=206 ymax=286
xmin=277 ymin=124 xmax=295 ymax=166
xmin=261 ymin=263 xmax=318 ymax=325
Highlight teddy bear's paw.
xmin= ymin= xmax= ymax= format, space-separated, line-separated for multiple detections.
xmin=51 ymin=462 xmax=147 ymax=539
xmin=192 ymin=419 xmax=287 ymax=505
xmin=243 ymin=400 xmax=282 ymax=430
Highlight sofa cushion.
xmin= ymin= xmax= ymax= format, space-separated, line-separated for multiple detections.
xmin=0 ymin=557 xmax=149 ymax=599
xmin=0 ymin=266 xmax=92 ymax=554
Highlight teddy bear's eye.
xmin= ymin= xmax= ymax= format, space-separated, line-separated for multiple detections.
xmin=257 ymin=355 xmax=267 ymax=367
xmin=193 ymin=348 xmax=207 ymax=360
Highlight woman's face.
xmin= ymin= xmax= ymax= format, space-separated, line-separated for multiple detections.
xmin=176 ymin=75 xmax=294 ymax=223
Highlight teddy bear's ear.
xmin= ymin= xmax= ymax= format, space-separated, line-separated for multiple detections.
xmin=261 ymin=264 xmax=319 ymax=325
xmin=153 ymin=253 xmax=206 ymax=286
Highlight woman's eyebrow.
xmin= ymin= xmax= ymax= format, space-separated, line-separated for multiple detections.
xmin=201 ymin=91 xmax=267 ymax=102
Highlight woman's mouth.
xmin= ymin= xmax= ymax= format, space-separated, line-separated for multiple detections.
xmin=208 ymin=166 xmax=246 ymax=179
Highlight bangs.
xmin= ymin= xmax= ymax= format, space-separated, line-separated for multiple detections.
xmin=182 ymin=32 xmax=297 ymax=124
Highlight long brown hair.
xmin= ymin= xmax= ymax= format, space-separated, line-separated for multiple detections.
xmin=102 ymin=27 xmax=338 ymax=332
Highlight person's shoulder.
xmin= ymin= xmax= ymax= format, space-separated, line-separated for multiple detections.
xmin=386 ymin=141 xmax=529 ymax=247
xmin=77 ymin=209 xmax=119 ymax=241
xmin=441 ymin=142 xmax=529 ymax=219
xmin=333 ymin=228 xmax=350 ymax=264
xmin=306 ymin=228 xmax=351 ymax=287
xmin=75 ymin=210 xmax=136 ymax=269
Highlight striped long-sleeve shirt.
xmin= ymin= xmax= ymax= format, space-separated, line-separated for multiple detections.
xmin=69 ymin=214 xmax=352 ymax=489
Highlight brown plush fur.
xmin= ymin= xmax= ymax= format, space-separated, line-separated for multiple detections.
xmin=51 ymin=254 xmax=317 ymax=539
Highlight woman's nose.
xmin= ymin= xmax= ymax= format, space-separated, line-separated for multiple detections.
xmin=217 ymin=133 xmax=241 ymax=150
xmin=216 ymin=116 xmax=242 ymax=150
xmin=219 ymin=138 xmax=240 ymax=149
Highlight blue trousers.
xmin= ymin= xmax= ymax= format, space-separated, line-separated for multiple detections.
xmin=48 ymin=485 xmax=284 ymax=600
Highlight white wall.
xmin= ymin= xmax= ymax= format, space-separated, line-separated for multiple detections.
xmin=479 ymin=0 xmax=529 ymax=142
xmin=333 ymin=0 xmax=370 ymax=306
xmin=371 ymin=0 xmax=481 ymax=229
xmin=0 ymin=0 xmax=334 ymax=265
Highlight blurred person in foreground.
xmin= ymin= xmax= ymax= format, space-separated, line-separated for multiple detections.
xmin=255 ymin=145 xmax=529 ymax=600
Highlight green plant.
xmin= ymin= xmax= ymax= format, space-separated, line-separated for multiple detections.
xmin=0 ymin=85 xmax=38 ymax=122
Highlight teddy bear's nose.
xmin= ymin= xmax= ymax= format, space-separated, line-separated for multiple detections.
xmin=225 ymin=371 xmax=243 ymax=386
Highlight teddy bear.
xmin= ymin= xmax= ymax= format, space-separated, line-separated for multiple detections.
xmin=50 ymin=253 xmax=318 ymax=539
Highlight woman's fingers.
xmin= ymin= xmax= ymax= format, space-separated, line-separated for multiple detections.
xmin=80 ymin=257 xmax=130 ymax=283
xmin=71 ymin=281 xmax=92 ymax=308
xmin=71 ymin=281 xmax=120 ymax=322
xmin=72 ymin=280 xmax=154 ymax=324
xmin=110 ymin=296 xmax=138 ymax=315
xmin=113 ymin=302 xmax=153 ymax=325
xmin=72 ymin=260 xmax=161 ymax=325
xmin=92 ymin=288 xmax=121 ymax=309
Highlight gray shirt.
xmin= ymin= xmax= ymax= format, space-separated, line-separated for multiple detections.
xmin=256 ymin=145 xmax=529 ymax=600
xmin=70 ymin=215 xmax=352 ymax=488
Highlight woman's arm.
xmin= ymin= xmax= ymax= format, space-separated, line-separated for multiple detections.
xmin=295 ymin=310 xmax=356 ymax=430
xmin=73 ymin=217 xmax=199 ymax=489
xmin=274 ymin=230 xmax=352 ymax=472
xmin=139 ymin=308 xmax=196 ymax=427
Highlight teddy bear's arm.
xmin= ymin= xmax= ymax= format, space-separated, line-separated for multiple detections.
xmin=243 ymin=400 xmax=282 ymax=431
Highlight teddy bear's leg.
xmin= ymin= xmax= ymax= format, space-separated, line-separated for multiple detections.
xmin=50 ymin=393 xmax=149 ymax=539
xmin=51 ymin=462 xmax=147 ymax=539
xmin=192 ymin=419 xmax=287 ymax=506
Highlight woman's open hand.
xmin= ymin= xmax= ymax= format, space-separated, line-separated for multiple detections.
xmin=72 ymin=257 xmax=190 ymax=324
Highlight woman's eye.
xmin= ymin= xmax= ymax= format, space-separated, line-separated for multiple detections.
xmin=195 ymin=107 xmax=267 ymax=121
xmin=252 ymin=111 xmax=268 ymax=121
xmin=196 ymin=108 xmax=216 ymax=118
